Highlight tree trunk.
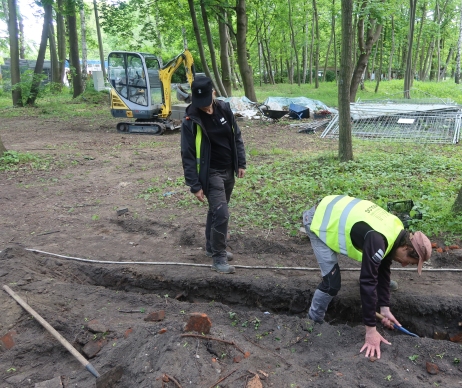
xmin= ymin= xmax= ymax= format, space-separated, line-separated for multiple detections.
xmin=57 ymin=0 xmax=67 ymax=85
xmin=440 ymin=46 xmax=453 ymax=80
xmin=404 ymin=0 xmax=417 ymax=98
xmin=349 ymin=1 xmax=383 ymax=102
xmin=80 ymin=7 xmax=88 ymax=90
xmin=309 ymin=15 xmax=314 ymax=84
xmin=228 ymin=34 xmax=239 ymax=89
xmin=333 ymin=0 xmax=337 ymax=83
xmin=0 ymin=137 xmax=6 ymax=156
xmin=200 ymin=1 xmax=226 ymax=97
xmin=27 ymin=2 xmax=52 ymax=106
xmin=235 ymin=0 xmax=256 ymax=102
xmin=453 ymin=187 xmax=462 ymax=213
xmin=374 ymin=30 xmax=383 ymax=93
xmin=18 ymin=8 xmax=25 ymax=59
xmin=7 ymin=0 xmax=22 ymax=106
xmin=288 ymin=0 xmax=300 ymax=86
xmin=422 ymin=39 xmax=434 ymax=81
xmin=456 ymin=4 xmax=462 ymax=84
xmin=323 ymin=21 xmax=334 ymax=82
xmin=48 ymin=22 xmax=61 ymax=91
xmin=93 ymin=0 xmax=106 ymax=80
xmin=388 ymin=16 xmax=395 ymax=80
xmin=412 ymin=2 xmax=426 ymax=81
xmin=218 ymin=8 xmax=232 ymax=95
xmin=313 ymin=0 xmax=320 ymax=88
xmin=67 ymin=0 xmax=83 ymax=97
xmin=264 ymin=36 xmax=275 ymax=84
xmin=339 ymin=0 xmax=353 ymax=162
xmin=302 ymin=17 xmax=308 ymax=84
xmin=187 ymin=0 xmax=216 ymax=87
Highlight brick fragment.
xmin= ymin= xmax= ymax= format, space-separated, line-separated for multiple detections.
xmin=144 ymin=310 xmax=165 ymax=322
xmin=82 ymin=339 xmax=106 ymax=359
xmin=34 ymin=376 xmax=63 ymax=388
xmin=184 ymin=313 xmax=212 ymax=334
xmin=124 ymin=328 xmax=133 ymax=338
xmin=0 ymin=331 xmax=17 ymax=350
xmin=87 ymin=319 xmax=108 ymax=333
xmin=426 ymin=362 xmax=439 ymax=375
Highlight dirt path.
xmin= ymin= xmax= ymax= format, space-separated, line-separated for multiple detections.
xmin=0 ymin=115 xmax=461 ymax=387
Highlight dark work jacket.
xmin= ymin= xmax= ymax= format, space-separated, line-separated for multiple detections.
xmin=180 ymin=100 xmax=246 ymax=194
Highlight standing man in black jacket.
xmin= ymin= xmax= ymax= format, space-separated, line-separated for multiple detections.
xmin=180 ymin=77 xmax=246 ymax=274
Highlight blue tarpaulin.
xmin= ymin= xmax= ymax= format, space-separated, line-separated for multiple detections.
xmin=289 ymin=103 xmax=310 ymax=119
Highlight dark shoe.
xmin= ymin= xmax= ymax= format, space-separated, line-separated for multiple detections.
xmin=206 ymin=250 xmax=234 ymax=261
xmin=390 ymin=280 xmax=398 ymax=291
xmin=211 ymin=257 xmax=235 ymax=274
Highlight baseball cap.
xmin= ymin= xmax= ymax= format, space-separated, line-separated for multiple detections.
xmin=410 ymin=231 xmax=432 ymax=275
xmin=191 ymin=76 xmax=213 ymax=108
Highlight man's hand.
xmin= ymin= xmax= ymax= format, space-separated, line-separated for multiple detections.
xmin=238 ymin=168 xmax=246 ymax=178
xmin=360 ymin=326 xmax=391 ymax=359
xmin=379 ymin=307 xmax=401 ymax=330
xmin=194 ymin=189 xmax=205 ymax=202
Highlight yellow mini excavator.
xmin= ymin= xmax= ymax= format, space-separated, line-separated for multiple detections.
xmin=107 ymin=49 xmax=195 ymax=135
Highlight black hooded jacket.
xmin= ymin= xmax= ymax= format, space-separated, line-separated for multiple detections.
xmin=180 ymin=100 xmax=246 ymax=194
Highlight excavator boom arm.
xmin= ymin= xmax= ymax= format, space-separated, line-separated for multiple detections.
xmin=158 ymin=49 xmax=195 ymax=118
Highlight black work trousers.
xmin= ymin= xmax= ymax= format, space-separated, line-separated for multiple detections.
xmin=205 ymin=168 xmax=235 ymax=258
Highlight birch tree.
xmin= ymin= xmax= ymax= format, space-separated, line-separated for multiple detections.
xmin=80 ymin=6 xmax=88 ymax=88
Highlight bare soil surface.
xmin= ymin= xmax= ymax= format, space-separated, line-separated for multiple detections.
xmin=0 ymin=111 xmax=461 ymax=388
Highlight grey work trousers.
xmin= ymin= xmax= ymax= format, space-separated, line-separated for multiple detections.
xmin=205 ymin=168 xmax=235 ymax=259
xmin=303 ymin=206 xmax=340 ymax=323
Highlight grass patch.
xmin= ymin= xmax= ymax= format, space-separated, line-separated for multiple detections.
xmin=169 ymin=140 xmax=462 ymax=241
xmin=0 ymin=151 xmax=53 ymax=172
xmin=231 ymin=79 xmax=462 ymax=107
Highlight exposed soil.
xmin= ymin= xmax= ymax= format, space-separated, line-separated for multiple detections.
xmin=0 ymin=111 xmax=461 ymax=388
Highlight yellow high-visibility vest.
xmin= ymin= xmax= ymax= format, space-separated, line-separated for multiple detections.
xmin=310 ymin=195 xmax=404 ymax=261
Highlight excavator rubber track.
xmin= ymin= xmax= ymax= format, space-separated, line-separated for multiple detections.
xmin=116 ymin=120 xmax=180 ymax=135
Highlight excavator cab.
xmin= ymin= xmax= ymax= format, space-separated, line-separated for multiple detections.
xmin=108 ymin=50 xmax=195 ymax=135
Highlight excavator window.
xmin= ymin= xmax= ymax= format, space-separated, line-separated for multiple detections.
xmin=144 ymin=57 xmax=162 ymax=107
xmin=126 ymin=54 xmax=147 ymax=106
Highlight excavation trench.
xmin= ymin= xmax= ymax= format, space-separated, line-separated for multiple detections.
xmin=70 ymin=258 xmax=462 ymax=342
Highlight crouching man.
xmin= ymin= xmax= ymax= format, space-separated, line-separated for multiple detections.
xmin=303 ymin=195 xmax=431 ymax=358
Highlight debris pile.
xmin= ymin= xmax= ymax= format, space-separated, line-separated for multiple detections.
xmin=321 ymin=90 xmax=461 ymax=144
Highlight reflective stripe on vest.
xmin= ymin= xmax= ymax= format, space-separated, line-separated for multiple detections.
xmin=311 ymin=195 xmax=403 ymax=261
xmin=195 ymin=124 xmax=202 ymax=173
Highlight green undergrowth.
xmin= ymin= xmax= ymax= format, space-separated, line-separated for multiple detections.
xmin=0 ymin=151 xmax=53 ymax=172
xmin=137 ymin=139 xmax=462 ymax=242
xmin=230 ymin=141 xmax=462 ymax=240
xmin=0 ymin=86 xmax=110 ymax=119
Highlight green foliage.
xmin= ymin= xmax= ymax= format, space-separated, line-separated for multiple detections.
xmin=0 ymin=151 xmax=51 ymax=172
xmin=11 ymin=70 xmax=48 ymax=105
xmin=226 ymin=141 xmax=462 ymax=240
